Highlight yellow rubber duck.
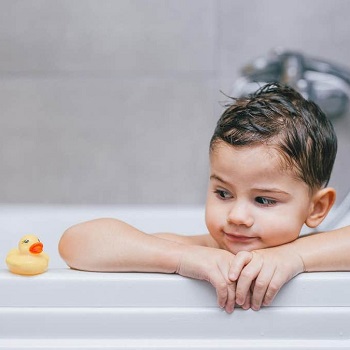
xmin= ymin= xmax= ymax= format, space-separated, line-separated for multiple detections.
xmin=6 ymin=234 xmax=49 ymax=275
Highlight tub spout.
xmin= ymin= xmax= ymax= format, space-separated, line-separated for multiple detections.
xmin=232 ymin=49 xmax=350 ymax=119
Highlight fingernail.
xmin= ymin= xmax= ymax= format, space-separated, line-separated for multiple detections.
xmin=236 ymin=298 xmax=243 ymax=305
xmin=226 ymin=307 xmax=234 ymax=314
xmin=251 ymin=304 xmax=260 ymax=311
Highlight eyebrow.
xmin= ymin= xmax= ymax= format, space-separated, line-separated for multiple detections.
xmin=210 ymin=174 xmax=291 ymax=196
xmin=210 ymin=174 xmax=229 ymax=185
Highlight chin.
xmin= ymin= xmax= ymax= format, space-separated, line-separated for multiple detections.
xmin=223 ymin=241 xmax=260 ymax=254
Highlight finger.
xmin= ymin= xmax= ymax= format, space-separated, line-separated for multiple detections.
xmin=235 ymin=259 xmax=263 ymax=306
xmin=250 ymin=265 xmax=276 ymax=310
xmin=262 ymin=270 xmax=288 ymax=306
xmin=228 ymin=251 xmax=253 ymax=281
xmin=225 ymin=281 xmax=236 ymax=314
xmin=209 ymin=275 xmax=228 ymax=309
xmin=241 ymin=289 xmax=251 ymax=310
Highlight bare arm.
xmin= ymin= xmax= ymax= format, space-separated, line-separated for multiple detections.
xmin=154 ymin=232 xmax=216 ymax=247
xmin=58 ymin=218 xmax=185 ymax=273
xmin=293 ymin=225 xmax=350 ymax=272
xmin=58 ymin=218 xmax=242 ymax=313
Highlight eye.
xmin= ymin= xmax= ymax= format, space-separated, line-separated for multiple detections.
xmin=23 ymin=239 xmax=29 ymax=244
xmin=214 ymin=189 xmax=232 ymax=200
xmin=255 ymin=197 xmax=277 ymax=206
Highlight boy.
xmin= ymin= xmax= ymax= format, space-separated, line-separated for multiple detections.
xmin=59 ymin=83 xmax=350 ymax=314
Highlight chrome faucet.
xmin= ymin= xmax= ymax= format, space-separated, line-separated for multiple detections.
xmin=232 ymin=48 xmax=350 ymax=119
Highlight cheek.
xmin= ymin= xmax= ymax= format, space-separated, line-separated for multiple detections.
xmin=255 ymin=206 xmax=308 ymax=249
xmin=205 ymin=201 xmax=222 ymax=236
xmin=205 ymin=205 xmax=215 ymax=233
xmin=259 ymin=216 xmax=303 ymax=246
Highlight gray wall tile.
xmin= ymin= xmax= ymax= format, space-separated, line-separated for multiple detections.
xmin=0 ymin=76 xmax=217 ymax=204
xmin=0 ymin=0 xmax=216 ymax=73
xmin=0 ymin=0 xmax=349 ymax=205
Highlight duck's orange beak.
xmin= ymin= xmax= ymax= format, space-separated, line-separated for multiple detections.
xmin=29 ymin=242 xmax=43 ymax=254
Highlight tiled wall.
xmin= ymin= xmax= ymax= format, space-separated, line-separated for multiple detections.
xmin=1 ymin=0 xmax=349 ymax=205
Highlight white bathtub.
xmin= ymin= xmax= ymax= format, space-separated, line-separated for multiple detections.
xmin=1 ymin=204 xmax=350 ymax=349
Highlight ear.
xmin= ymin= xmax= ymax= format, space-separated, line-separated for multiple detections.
xmin=305 ymin=187 xmax=336 ymax=228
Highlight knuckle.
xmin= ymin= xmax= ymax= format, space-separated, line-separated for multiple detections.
xmin=251 ymin=251 xmax=263 ymax=263
xmin=268 ymin=283 xmax=280 ymax=294
xmin=240 ymin=270 xmax=255 ymax=280
xmin=254 ymin=279 xmax=267 ymax=291
xmin=217 ymin=281 xmax=228 ymax=291
xmin=264 ymin=294 xmax=273 ymax=304
xmin=264 ymin=290 xmax=276 ymax=305
xmin=235 ymin=291 xmax=245 ymax=300
xmin=236 ymin=251 xmax=252 ymax=259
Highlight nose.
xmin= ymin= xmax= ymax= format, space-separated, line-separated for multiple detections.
xmin=226 ymin=201 xmax=254 ymax=227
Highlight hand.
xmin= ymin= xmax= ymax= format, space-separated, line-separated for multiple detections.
xmin=229 ymin=245 xmax=305 ymax=310
xmin=176 ymin=245 xmax=239 ymax=313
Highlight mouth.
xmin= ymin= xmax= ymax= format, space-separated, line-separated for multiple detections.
xmin=224 ymin=232 xmax=257 ymax=243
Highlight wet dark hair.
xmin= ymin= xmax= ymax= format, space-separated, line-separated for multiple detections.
xmin=210 ymin=83 xmax=337 ymax=189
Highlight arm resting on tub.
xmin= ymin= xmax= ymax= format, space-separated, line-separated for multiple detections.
xmin=293 ymin=225 xmax=350 ymax=271
xmin=59 ymin=218 xmax=184 ymax=273
xmin=58 ymin=218 xmax=245 ymax=313
xmin=229 ymin=225 xmax=350 ymax=310
xmin=59 ymin=218 xmax=350 ymax=313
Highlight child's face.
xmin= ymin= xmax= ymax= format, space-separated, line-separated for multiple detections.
xmin=205 ymin=141 xmax=314 ymax=254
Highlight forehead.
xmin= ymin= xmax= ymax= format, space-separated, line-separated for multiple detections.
xmin=208 ymin=142 xmax=313 ymax=198
xmin=210 ymin=141 xmax=279 ymax=164
xmin=209 ymin=141 xmax=296 ymax=181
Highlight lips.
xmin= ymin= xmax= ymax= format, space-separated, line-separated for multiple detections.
xmin=224 ymin=232 xmax=256 ymax=243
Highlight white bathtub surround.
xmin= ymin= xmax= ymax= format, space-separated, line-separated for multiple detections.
xmin=1 ymin=270 xmax=350 ymax=349
xmin=1 ymin=205 xmax=350 ymax=349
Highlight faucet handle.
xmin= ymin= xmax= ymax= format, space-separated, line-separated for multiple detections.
xmin=233 ymin=49 xmax=350 ymax=119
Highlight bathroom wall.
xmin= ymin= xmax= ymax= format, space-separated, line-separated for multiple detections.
xmin=0 ymin=0 xmax=349 ymax=205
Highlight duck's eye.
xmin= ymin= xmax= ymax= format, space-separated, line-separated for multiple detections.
xmin=23 ymin=239 xmax=29 ymax=244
